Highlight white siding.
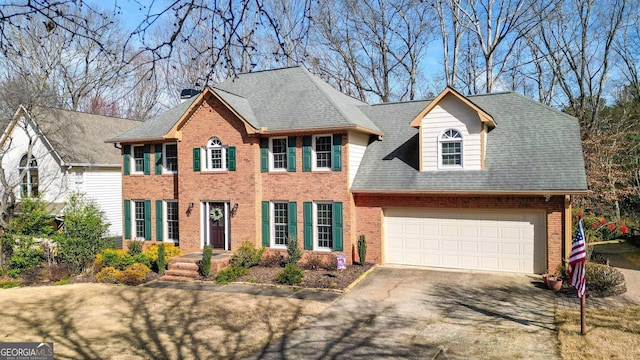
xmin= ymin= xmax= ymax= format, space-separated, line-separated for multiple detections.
xmin=2 ymin=116 xmax=70 ymax=205
xmin=82 ymin=169 xmax=123 ymax=237
xmin=420 ymin=94 xmax=483 ymax=171
xmin=348 ymin=131 xmax=369 ymax=187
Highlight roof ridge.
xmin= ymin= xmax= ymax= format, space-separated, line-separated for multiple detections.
xmin=231 ymin=65 xmax=302 ymax=77
xmin=32 ymin=105 xmax=141 ymax=122
xmin=211 ymin=86 xmax=247 ymax=99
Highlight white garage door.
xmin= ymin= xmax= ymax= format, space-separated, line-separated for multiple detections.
xmin=384 ymin=208 xmax=546 ymax=273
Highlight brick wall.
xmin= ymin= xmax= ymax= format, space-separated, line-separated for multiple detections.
xmin=353 ymin=193 xmax=566 ymax=272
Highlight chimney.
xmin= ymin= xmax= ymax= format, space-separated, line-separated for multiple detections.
xmin=180 ymin=89 xmax=201 ymax=103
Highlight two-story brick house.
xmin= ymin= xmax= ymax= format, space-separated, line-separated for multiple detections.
xmin=108 ymin=66 xmax=587 ymax=274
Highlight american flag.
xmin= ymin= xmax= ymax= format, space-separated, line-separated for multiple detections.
xmin=568 ymin=219 xmax=587 ymax=298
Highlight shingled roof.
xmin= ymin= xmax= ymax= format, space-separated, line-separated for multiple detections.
xmin=353 ymin=92 xmax=588 ymax=193
xmin=24 ymin=106 xmax=140 ymax=166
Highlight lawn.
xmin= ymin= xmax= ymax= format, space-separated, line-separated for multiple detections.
xmin=0 ymin=283 xmax=330 ymax=359
xmin=557 ymin=305 xmax=640 ymax=360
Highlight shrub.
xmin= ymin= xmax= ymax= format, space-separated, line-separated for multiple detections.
xmin=47 ymin=263 xmax=73 ymax=282
xmin=55 ymin=236 xmax=111 ymax=273
xmin=286 ymin=234 xmax=302 ymax=265
xmin=200 ymin=245 xmax=212 ymax=277
xmin=8 ymin=236 xmax=44 ymax=278
xmin=127 ymin=240 xmax=144 ymax=256
xmin=143 ymin=243 xmax=182 ymax=268
xmin=358 ymin=235 xmax=367 ymax=265
xmin=0 ymin=279 xmax=22 ymax=288
xmin=157 ymin=244 xmax=167 ymax=275
xmin=275 ymin=263 xmax=303 ymax=285
xmin=585 ymin=263 xmax=626 ymax=296
xmin=302 ymin=253 xmax=324 ymax=270
xmin=322 ymin=254 xmax=338 ymax=271
xmin=232 ymin=240 xmax=265 ymax=268
xmin=214 ymin=264 xmax=249 ymax=284
xmin=98 ymin=249 xmax=134 ymax=270
xmin=96 ymin=266 xmax=120 ymax=283
xmin=9 ymin=197 xmax=54 ymax=236
xmin=133 ymin=253 xmax=152 ymax=269
xmin=117 ymin=263 xmax=151 ymax=285
xmin=259 ymin=252 xmax=284 ymax=268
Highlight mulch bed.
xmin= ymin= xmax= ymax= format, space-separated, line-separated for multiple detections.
xmin=236 ymin=263 xmax=374 ymax=291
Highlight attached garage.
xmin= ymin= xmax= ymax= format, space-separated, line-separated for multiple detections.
xmin=383 ymin=208 xmax=547 ymax=274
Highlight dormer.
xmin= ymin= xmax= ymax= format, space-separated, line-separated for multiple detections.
xmin=410 ymin=87 xmax=496 ymax=171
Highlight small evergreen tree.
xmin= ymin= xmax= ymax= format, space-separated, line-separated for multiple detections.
xmin=358 ymin=235 xmax=367 ymax=265
xmin=157 ymin=244 xmax=166 ymax=275
xmin=200 ymin=245 xmax=212 ymax=277
xmin=286 ymin=234 xmax=302 ymax=265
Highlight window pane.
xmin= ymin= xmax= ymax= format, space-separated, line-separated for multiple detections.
xmin=441 ymin=142 xmax=461 ymax=165
xmin=210 ymin=148 xmax=222 ymax=169
xmin=316 ymin=203 xmax=333 ymax=249
xmin=315 ymin=136 xmax=332 ymax=168
xmin=134 ymin=146 xmax=144 ymax=172
xmin=165 ymin=144 xmax=178 ymax=172
xmin=274 ymin=203 xmax=288 ymax=246
xmin=272 ymin=138 xmax=287 ymax=169
xmin=167 ymin=202 xmax=179 ymax=241
xmin=135 ymin=201 xmax=145 ymax=239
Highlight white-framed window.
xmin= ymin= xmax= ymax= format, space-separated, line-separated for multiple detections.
xmin=315 ymin=202 xmax=333 ymax=250
xmin=165 ymin=200 xmax=179 ymax=242
xmin=133 ymin=200 xmax=146 ymax=240
xmin=132 ymin=145 xmax=145 ymax=173
xmin=18 ymin=154 xmax=38 ymax=197
xmin=74 ymin=171 xmax=84 ymax=191
xmin=163 ymin=143 xmax=178 ymax=173
xmin=270 ymin=137 xmax=287 ymax=171
xmin=272 ymin=202 xmax=288 ymax=247
xmin=439 ymin=129 xmax=463 ymax=168
xmin=204 ymin=137 xmax=227 ymax=171
xmin=313 ymin=135 xmax=332 ymax=170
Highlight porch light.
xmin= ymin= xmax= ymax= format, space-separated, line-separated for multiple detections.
xmin=231 ymin=203 xmax=239 ymax=216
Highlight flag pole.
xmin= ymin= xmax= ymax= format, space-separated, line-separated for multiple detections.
xmin=580 ymin=291 xmax=586 ymax=335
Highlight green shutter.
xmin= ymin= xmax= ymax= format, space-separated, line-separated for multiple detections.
xmin=144 ymin=200 xmax=151 ymax=240
xmin=332 ymin=134 xmax=342 ymax=171
xmin=333 ymin=202 xmax=343 ymax=251
xmin=260 ymin=138 xmax=269 ymax=172
xmin=156 ymin=200 xmax=163 ymax=241
xmin=155 ymin=144 xmax=162 ymax=174
xmin=288 ymin=201 xmax=297 ymax=238
xmin=124 ymin=199 xmax=131 ymax=239
xmin=143 ymin=145 xmax=151 ymax=175
xmin=302 ymin=136 xmax=311 ymax=172
xmin=261 ymin=201 xmax=270 ymax=247
xmin=227 ymin=146 xmax=236 ymax=171
xmin=303 ymin=202 xmax=313 ymax=250
xmin=193 ymin=148 xmax=201 ymax=172
xmin=123 ymin=145 xmax=130 ymax=175
xmin=287 ymin=136 xmax=296 ymax=172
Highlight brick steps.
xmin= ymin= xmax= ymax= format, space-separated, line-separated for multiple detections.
xmin=159 ymin=254 xmax=232 ymax=283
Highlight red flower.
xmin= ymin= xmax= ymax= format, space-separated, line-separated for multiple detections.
xmin=600 ymin=218 xmax=607 ymax=225
xmin=621 ymin=225 xmax=628 ymax=234
xmin=608 ymin=223 xmax=615 ymax=232
xmin=592 ymin=222 xmax=598 ymax=229
xmin=578 ymin=209 xmax=584 ymax=217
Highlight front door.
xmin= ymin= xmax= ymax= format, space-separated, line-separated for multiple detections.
xmin=207 ymin=202 xmax=226 ymax=249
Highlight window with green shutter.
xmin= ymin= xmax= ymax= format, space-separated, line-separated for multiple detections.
xmin=332 ymin=134 xmax=342 ymax=171
xmin=303 ymin=202 xmax=313 ymax=250
xmin=155 ymin=144 xmax=162 ymax=175
xmin=302 ymin=136 xmax=311 ymax=172
xmin=261 ymin=201 xmax=270 ymax=247
xmin=288 ymin=201 xmax=297 ymax=238
xmin=332 ymin=202 xmax=343 ymax=251
xmin=144 ymin=200 xmax=152 ymax=240
xmin=260 ymin=138 xmax=269 ymax=172
xmin=124 ymin=199 xmax=131 ymax=239
xmin=287 ymin=136 xmax=296 ymax=172
xmin=193 ymin=148 xmax=201 ymax=172
xmin=227 ymin=146 xmax=236 ymax=171
xmin=143 ymin=145 xmax=151 ymax=175
xmin=155 ymin=200 xmax=163 ymax=241
xmin=123 ymin=145 xmax=131 ymax=175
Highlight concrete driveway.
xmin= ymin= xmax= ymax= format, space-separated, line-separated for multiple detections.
xmin=250 ymin=267 xmax=560 ymax=359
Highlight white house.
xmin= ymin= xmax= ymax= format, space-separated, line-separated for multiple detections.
xmin=0 ymin=105 xmax=140 ymax=237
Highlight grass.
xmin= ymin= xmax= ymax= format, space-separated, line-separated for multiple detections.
xmin=557 ymin=305 xmax=640 ymax=359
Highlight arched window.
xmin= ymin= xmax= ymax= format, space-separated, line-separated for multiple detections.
xmin=18 ymin=154 xmax=38 ymax=197
xmin=205 ymin=137 xmax=226 ymax=170
xmin=439 ymin=129 xmax=463 ymax=168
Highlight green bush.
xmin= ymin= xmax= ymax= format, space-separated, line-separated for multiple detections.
xmin=214 ymin=264 xmax=249 ymax=284
xmin=117 ymin=263 xmax=151 ymax=285
xmin=127 ymin=240 xmax=144 ymax=256
xmin=358 ymin=235 xmax=367 ymax=265
xmin=200 ymin=245 xmax=212 ymax=277
xmin=133 ymin=253 xmax=152 ymax=269
xmin=259 ymin=252 xmax=284 ymax=267
xmin=98 ymin=249 xmax=135 ymax=270
xmin=232 ymin=240 xmax=265 ymax=268
xmin=9 ymin=197 xmax=54 ymax=236
xmin=0 ymin=279 xmax=22 ymax=288
xmin=157 ymin=244 xmax=167 ymax=275
xmin=286 ymin=234 xmax=302 ymax=266
xmin=275 ymin=263 xmax=303 ymax=285
xmin=144 ymin=243 xmax=182 ymax=270
xmin=586 ymin=262 xmax=627 ymax=296
xmin=96 ymin=266 xmax=120 ymax=283
xmin=8 ymin=236 xmax=44 ymax=278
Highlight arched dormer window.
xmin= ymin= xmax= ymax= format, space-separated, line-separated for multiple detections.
xmin=439 ymin=129 xmax=463 ymax=168
xmin=18 ymin=154 xmax=39 ymax=197
xmin=205 ymin=137 xmax=227 ymax=171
